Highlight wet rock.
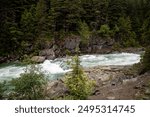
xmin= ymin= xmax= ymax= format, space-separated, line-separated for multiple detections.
xmin=39 ymin=49 xmax=55 ymax=60
xmin=31 ymin=56 xmax=45 ymax=63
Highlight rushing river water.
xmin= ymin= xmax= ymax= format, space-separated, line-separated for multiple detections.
xmin=0 ymin=53 xmax=141 ymax=81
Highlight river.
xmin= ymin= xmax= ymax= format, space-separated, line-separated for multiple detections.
xmin=0 ymin=53 xmax=141 ymax=81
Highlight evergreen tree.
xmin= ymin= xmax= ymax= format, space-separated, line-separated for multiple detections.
xmin=93 ymin=0 xmax=109 ymax=27
xmin=140 ymin=0 xmax=150 ymax=45
xmin=141 ymin=47 xmax=150 ymax=73
xmin=65 ymin=54 xmax=94 ymax=99
xmin=108 ymin=0 xmax=127 ymax=28
xmin=20 ymin=5 xmax=37 ymax=54
xmin=49 ymin=0 xmax=82 ymax=33
xmin=117 ymin=17 xmax=137 ymax=47
xmin=78 ymin=21 xmax=91 ymax=45
xmin=35 ymin=0 xmax=49 ymax=37
xmin=80 ymin=0 xmax=95 ymax=27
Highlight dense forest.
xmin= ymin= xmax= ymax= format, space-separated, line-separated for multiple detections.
xmin=0 ymin=0 xmax=150 ymax=61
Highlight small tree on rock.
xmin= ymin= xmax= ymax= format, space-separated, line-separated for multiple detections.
xmin=65 ymin=54 xmax=95 ymax=100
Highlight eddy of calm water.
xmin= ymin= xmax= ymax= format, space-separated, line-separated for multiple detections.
xmin=0 ymin=53 xmax=141 ymax=81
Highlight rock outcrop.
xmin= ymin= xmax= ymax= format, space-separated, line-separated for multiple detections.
xmin=31 ymin=56 xmax=45 ymax=63
xmin=80 ymin=36 xmax=114 ymax=54
xmin=39 ymin=49 xmax=55 ymax=60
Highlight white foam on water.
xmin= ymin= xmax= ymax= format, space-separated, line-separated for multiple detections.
xmin=80 ymin=53 xmax=141 ymax=67
xmin=0 ymin=53 xmax=141 ymax=80
xmin=0 ymin=66 xmax=25 ymax=80
xmin=40 ymin=60 xmax=71 ymax=74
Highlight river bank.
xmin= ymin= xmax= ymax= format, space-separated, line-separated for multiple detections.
xmin=45 ymin=64 xmax=150 ymax=100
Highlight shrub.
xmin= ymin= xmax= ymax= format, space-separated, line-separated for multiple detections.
xmin=117 ymin=17 xmax=138 ymax=47
xmin=98 ymin=24 xmax=111 ymax=38
xmin=11 ymin=65 xmax=47 ymax=100
xmin=141 ymin=47 xmax=150 ymax=73
xmin=78 ymin=21 xmax=91 ymax=45
xmin=0 ymin=82 xmax=5 ymax=99
xmin=65 ymin=55 xmax=95 ymax=100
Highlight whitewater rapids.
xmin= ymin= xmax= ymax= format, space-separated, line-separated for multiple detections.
xmin=0 ymin=53 xmax=141 ymax=81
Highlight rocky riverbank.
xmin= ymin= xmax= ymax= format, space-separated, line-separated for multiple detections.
xmin=45 ymin=65 xmax=150 ymax=100
xmin=0 ymin=33 xmax=145 ymax=64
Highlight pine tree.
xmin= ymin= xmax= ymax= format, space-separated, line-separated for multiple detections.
xmin=117 ymin=17 xmax=138 ymax=47
xmin=140 ymin=0 xmax=150 ymax=45
xmin=35 ymin=0 xmax=49 ymax=37
xmin=65 ymin=54 xmax=95 ymax=99
xmin=141 ymin=47 xmax=150 ymax=73
xmin=49 ymin=0 xmax=82 ymax=33
xmin=93 ymin=0 xmax=109 ymax=27
xmin=108 ymin=0 xmax=127 ymax=28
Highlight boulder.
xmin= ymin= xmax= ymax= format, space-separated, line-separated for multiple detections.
xmin=39 ymin=49 xmax=55 ymax=60
xmin=31 ymin=56 xmax=45 ymax=63
xmin=46 ymin=80 xmax=67 ymax=99
xmin=64 ymin=36 xmax=80 ymax=51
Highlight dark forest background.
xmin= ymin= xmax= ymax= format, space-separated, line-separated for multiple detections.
xmin=0 ymin=0 xmax=150 ymax=57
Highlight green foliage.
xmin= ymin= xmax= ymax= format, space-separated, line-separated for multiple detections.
xmin=117 ymin=17 xmax=138 ymax=47
xmin=98 ymin=24 xmax=110 ymax=38
xmin=0 ymin=82 xmax=5 ymax=99
xmin=141 ymin=47 xmax=150 ymax=73
xmin=93 ymin=0 xmax=109 ymax=26
xmin=49 ymin=0 xmax=82 ymax=32
xmin=0 ymin=81 xmax=12 ymax=99
xmin=21 ymin=6 xmax=36 ymax=39
xmin=65 ymin=55 xmax=95 ymax=100
xmin=78 ymin=21 xmax=91 ymax=45
xmin=108 ymin=0 xmax=127 ymax=28
xmin=140 ymin=19 xmax=150 ymax=46
xmin=0 ymin=0 xmax=150 ymax=59
xmin=11 ymin=65 xmax=47 ymax=100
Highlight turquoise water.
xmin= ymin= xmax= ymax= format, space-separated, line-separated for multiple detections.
xmin=0 ymin=53 xmax=141 ymax=81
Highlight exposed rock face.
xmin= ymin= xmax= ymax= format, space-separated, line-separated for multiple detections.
xmin=39 ymin=49 xmax=55 ymax=60
xmin=0 ymin=57 xmax=7 ymax=63
xmin=46 ymin=80 xmax=67 ymax=99
xmin=31 ymin=56 xmax=45 ymax=63
xmin=64 ymin=36 xmax=80 ymax=53
xmin=80 ymin=36 xmax=114 ymax=54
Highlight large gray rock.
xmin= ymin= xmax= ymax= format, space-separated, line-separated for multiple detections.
xmin=64 ymin=36 xmax=80 ymax=50
xmin=46 ymin=80 xmax=67 ymax=99
xmin=39 ymin=49 xmax=55 ymax=59
xmin=31 ymin=56 xmax=45 ymax=63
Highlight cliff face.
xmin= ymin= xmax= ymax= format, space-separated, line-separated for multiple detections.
xmin=0 ymin=34 xmax=144 ymax=64
xmin=52 ymin=35 xmax=115 ymax=57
